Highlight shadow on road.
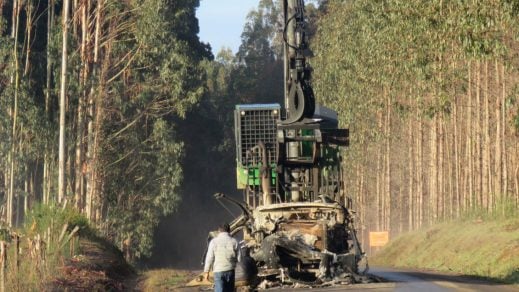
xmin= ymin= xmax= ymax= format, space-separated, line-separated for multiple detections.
xmin=370 ymin=267 xmax=518 ymax=292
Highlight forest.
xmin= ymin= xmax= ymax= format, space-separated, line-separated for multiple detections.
xmin=0 ymin=0 xmax=211 ymax=260
xmin=311 ymin=0 xmax=519 ymax=249
xmin=1 ymin=0 xmax=519 ymax=267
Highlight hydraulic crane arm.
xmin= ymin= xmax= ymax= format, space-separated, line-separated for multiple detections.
xmin=283 ymin=0 xmax=315 ymax=124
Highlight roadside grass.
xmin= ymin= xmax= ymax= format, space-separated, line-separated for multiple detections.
xmin=142 ymin=269 xmax=194 ymax=291
xmin=0 ymin=203 xmax=96 ymax=290
xmin=371 ymin=201 xmax=519 ymax=284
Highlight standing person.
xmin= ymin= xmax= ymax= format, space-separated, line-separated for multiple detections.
xmin=204 ymin=223 xmax=240 ymax=292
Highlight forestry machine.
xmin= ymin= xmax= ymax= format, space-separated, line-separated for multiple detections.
xmin=190 ymin=0 xmax=367 ymax=289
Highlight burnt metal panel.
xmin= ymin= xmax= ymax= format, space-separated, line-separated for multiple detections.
xmin=235 ymin=104 xmax=280 ymax=165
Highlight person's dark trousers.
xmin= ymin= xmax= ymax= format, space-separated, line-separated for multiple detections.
xmin=213 ymin=270 xmax=235 ymax=292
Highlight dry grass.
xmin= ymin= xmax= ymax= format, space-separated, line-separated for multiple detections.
xmin=141 ymin=269 xmax=195 ymax=291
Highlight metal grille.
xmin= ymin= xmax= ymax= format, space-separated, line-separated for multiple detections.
xmin=235 ymin=104 xmax=279 ymax=165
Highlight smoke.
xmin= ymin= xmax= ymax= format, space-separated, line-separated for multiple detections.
xmin=147 ymin=185 xmax=243 ymax=269
xmin=145 ymin=107 xmax=242 ymax=269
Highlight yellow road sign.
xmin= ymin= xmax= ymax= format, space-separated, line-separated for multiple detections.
xmin=369 ymin=231 xmax=389 ymax=247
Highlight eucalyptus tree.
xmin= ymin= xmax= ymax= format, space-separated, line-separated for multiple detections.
xmin=0 ymin=0 xmax=211 ymax=259
xmin=95 ymin=0 xmax=210 ymax=259
xmin=311 ymin=0 xmax=519 ymax=244
xmin=58 ymin=0 xmax=70 ymax=204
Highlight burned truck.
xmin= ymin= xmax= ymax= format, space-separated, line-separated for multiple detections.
xmin=193 ymin=0 xmax=367 ymax=288
xmin=221 ymin=103 xmax=365 ymax=286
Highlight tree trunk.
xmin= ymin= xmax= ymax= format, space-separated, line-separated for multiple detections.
xmin=376 ymin=110 xmax=383 ymax=231
xmin=453 ymin=93 xmax=461 ymax=218
xmin=476 ymin=61 xmax=482 ymax=208
xmin=43 ymin=0 xmax=55 ymax=205
xmin=23 ymin=177 xmax=28 ymax=225
xmin=502 ymin=63 xmax=508 ymax=204
xmin=483 ymin=60 xmax=490 ymax=211
xmin=385 ymin=90 xmax=391 ymax=232
xmin=0 ymin=2 xmax=4 ymax=27
xmin=398 ymin=185 xmax=403 ymax=234
xmin=418 ymin=113 xmax=424 ymax=228
xmin=86 ymin=0 xmax=104 ymax=221
xmin=408 ymin=115 xmax=414 ymax=230
xmin=24 ymin=1 xmax=33 ymax=76
xmin=438 ymin=114 xmax=444 ymax=220
xmin=468 ymin=61 xmax=474 ymax=210
xmin=515 ymin=164 xmax=519 ymax=205
xmin=446 ymin=118 xmax=453 ymax=219
xmin=359 ymin=165 xmax=365 ymax=251
xmin=15 ymin=123 xmax=24 ymax=227
xmin=59 ymin=0 xmax=71 ymax=204
xmin=10 ymin=0 xmax=17 ymax=38
xmin=429 ymin=115 xmax=437 ymax=224
xmin=46 ymin=0 xmax=54 ymax=117
xmin=93 ymin=10 xmax=114 ymax=223
xmin=494 ymin=60 xmax=501 ymax=209
xmin=75 ymin=0 xmax=90 ymax=210
xmin=8 ymin=0 xmax=22 ymax=227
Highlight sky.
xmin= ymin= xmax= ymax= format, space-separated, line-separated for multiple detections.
xmin=196 ymin=0 xmax=260 ymax=54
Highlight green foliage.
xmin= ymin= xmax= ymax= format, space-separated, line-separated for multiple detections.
xmin=235 ymin=0 xmax=283 ymax=105
xmin=310 ymin=0 xmax=519 ymax=207
xmin=0 ymin=228 xmax=11 ymax=242
xmin=101 ymin=117 xmax=184 ymax=258
xmin=0 ymin=36 xmax=50 ymax=191
xmin=0 ymin=0 xmax=212 ymax=266
xmin=126 ymin=0 xmax=210 ymax=118
xmin=0 ymin=36 xmax=13 ymax=160
xmin=238 ymin=0 xmax=279 ymax=63
xmin=102 ymin=22 xmax=195 ymax=249
xmin=312 ymin=0 xmax=518 ymax=134
xmin=81 ymin=0 xmax=209 ymax=259
xmin=24 ymin=203 xmax=91 ymax=237
xmin=459 ymin=198 xmax=519 ymax=222
xmin=514 ymin=108 xmax=519 ymax=131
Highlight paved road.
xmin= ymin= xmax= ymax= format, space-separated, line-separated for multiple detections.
xmin=368 ymin=267 xmax=518 ymax=292
xmin=175 ymin=267 xmax=519 ymax=291
xmin=261 ymin=267 xmax=518 ymax=291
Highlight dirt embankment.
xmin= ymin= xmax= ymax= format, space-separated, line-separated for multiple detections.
xmin=49 ymin=237 xmax=137 ymax=291
xmin=371 ymin=218 xmax=519 ymax=284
